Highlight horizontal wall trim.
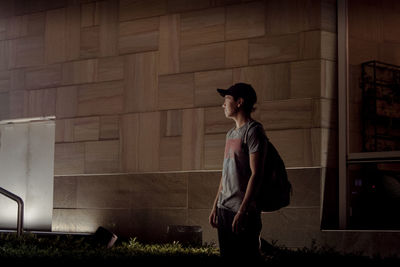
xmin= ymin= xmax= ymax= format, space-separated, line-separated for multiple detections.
xmin=53 ymin=166 xmax=325 ymax=177
xmin=321 ymin=229 xmax=400 ymax=233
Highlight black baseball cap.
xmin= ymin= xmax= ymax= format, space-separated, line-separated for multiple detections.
xmin=217 ymin=83 xmax=257 ymax=106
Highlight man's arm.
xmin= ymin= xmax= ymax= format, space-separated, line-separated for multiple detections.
xmin=209 ymin=176 xmax=223 ymax=228
xmin=232 ymin=151 xmax=262 ymax=233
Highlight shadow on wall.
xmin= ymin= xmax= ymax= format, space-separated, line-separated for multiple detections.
xmin=321 ymin=96 xmax=339 ymax=230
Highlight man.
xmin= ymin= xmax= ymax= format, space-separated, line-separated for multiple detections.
xmin=209 ymin=83 xmax=267 ymax=263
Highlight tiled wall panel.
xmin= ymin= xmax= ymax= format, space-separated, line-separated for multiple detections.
xmin=0 ymin=0 xmax=340 ymax=249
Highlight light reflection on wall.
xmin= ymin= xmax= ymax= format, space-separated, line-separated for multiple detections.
xmin=0 ymin=119 xmax=55 ymax=231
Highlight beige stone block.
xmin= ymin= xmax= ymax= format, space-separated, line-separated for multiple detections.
xmin=226 ymin=1 xmax=265 ymax=40
xmin=204 ymin=133 xmax=225 ymax=170
xmin=194 ymin=69 xmax=232 ymax=107
xmin=188 ymin=208 xmax=218 ymax=246
xmin=182 ymin=108 xmax=204 ymax=170
xmin=77 ymin=81 xmax=124 ymax=116
xmin=225 ymin=40 xmax=248 ymax=68
xmin=321 ymin=31 xmax=337 ymax=61
xmin=159 ymin=136 xmax=182 ymax=171
xmin=129 ymin=173 xmax=188 ymax=209
xmin=160 ymin=109 xmax=182 ymax=137
xmin=249 ymin=34 xmax=299 ymax=65
xmin=96 ymin=56 xmax=124 ymax=82
xmin=159 ymin=14 xmax=180 ymax=75
xmin=180 ymin=42 xmax=225 ymax=72
xmin=25 ymin=64 xmax=62 ymax=90
xmin=312 ymin=98 xmax=337 ymax=129
xmin=124 ymin=52 xmax=158 ymax=112
xmin=100 ymin=115 xmax=119 ymax=139
xmin=10 ymin=69 xmax=25 ymax=91
xmin=290 ymin=60 xmax=321 ymax=98
xmin=65 ymin=6 xmax=81 ymax=61
xmin=0 ymin=70 xmax=10 ymax=93
xmin=24 ymin=12 xmax=46 ymax=35
xmin=9 ymin=90 xmax=28 ymax=119
xmin=158 ymin=73 xmax=194 ymax=110
xmin=138 ymin=112 xmax=160 ymax=172
xmin=119 ymin=0 xmax=167 ymax=21
xmin=321 ymin=0 xmax=337 ymax=33
xmin=300 ymin=30 xmax=321 ymax=60
xmin=118 ymin=17 xmax=159 ymax=54
xmin=233 ymin=64 xmax=290 ymax=101
xmin=81 ymin=2 xmax=100 ymax=27
xmin=261 ymin=208 xmax=321 ymax=248
xmin=54 ymin=142 xmax=85 ymax=175
xmin=301 ymin=31 xmax=337 ymax=61
xmin=27 ymin=88 xmax=56 ymax=117
xmin=53 ymin=176 xmax=77 ymax=209
xmin=62 ymin=59 xmax=96 ymax=85
xmin=8 ymin=35 xmax=44 ymax=68
xmin=45 ymin=8 xmax=66 ymax=63
xmin=180 ymin=7 xmax=224 ymax=48
xmin=0 ymin=40 xmax=9 ymax=70
xmin=55 ymin=119 xmax=74 ymax=143
xmin=204 ymin=106 xmax=233 ymax=134
xmin=45 ymin=6 xmax=80 ymax=63
xmin=286 ymin=168 xmax=321 ymax=208
xmin=322 ymin=59 xmax=337 ymax=99
xmin=267 ymin=129 xmax=313 ymax=168
xmin=80 ymin=26 xmax=99 ymax=58
xmin=56 ymin=86 xmax=78 ymax=118
xmin=312 ymin=128 xmax=337 ymax=168
xmin=257 ymin=99 xmax=313 ymax=130
xmin=74 ymin=117 xmax=100 ymax=141
xmin=266 ymin=0 xmax=321 ymax=35
xmin=0 ymin=19 xmax=5 ymax=41
xmin=188 ymin=171 xmax=221 ymax=209
xmin=121 ymin=113 xmax=139 ymax=172
xmin=85 ymin=140 xmax=120 ymax=173
xmin=75 ymin=175 xmax=131 ymax=209
xmin=167 ymin=0 xmax=210 ymax=13
xmin=4 ymin=15 xmax=28 ymax=40
xmin=0 ymin=2 xmax=13 ymax=19
xmin=98 ymin=0 xmax=118 ymax=57
xmin=0 ymin=92 xmax=9 ymax=120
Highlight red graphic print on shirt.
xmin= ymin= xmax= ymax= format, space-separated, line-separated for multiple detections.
xmin=224 ymin=138 xmax=242 ymax=159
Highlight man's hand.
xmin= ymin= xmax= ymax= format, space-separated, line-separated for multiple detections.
xmin=209 ymin=208 xmax=218 ymax=228
xmin=232 ymin=211 xmax=246 ymax=233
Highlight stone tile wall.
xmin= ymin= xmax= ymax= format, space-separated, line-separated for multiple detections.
xmin=0 ymin=0 xmax=340 ymax=250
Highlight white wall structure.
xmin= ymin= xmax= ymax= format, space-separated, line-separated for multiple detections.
xmin=0 ymin=118 xmax=55 ymax=231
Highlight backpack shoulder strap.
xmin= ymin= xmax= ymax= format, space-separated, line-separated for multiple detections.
xmin=243 ymin=120 xmax=256 ymax=145
xmin=243 ymin=120 xmax=269 ymax=145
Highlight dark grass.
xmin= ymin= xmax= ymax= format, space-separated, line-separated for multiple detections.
xmin=1 ymin=233 xmax=399 ymax=266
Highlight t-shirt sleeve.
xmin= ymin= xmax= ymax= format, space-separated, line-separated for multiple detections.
xmin=246 ymin=124 xmax=265 ymax=154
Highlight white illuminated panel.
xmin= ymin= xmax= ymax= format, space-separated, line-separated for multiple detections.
xmin=0 ymin=119 xmax=55 ymax=231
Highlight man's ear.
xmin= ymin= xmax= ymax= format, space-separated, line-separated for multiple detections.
xmin=237 ymin=97 xmax=244 ymax=107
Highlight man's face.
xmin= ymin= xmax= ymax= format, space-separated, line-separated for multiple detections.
xmin=222 ymin=95 xmax=238 ymax=118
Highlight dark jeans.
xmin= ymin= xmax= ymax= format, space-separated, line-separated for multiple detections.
xmin=217 ymin=207 xmax=262 ymax=263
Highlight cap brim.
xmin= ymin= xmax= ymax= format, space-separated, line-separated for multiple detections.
xmin=217 ymin=88 xmax=228 ymax=97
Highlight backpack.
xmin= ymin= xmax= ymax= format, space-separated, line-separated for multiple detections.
xmin=244 ymin=121 xmax=292 ymax=212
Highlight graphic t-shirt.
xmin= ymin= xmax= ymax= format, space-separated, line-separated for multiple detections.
xmin=217 ymin=120 xmax=266 ymax=213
